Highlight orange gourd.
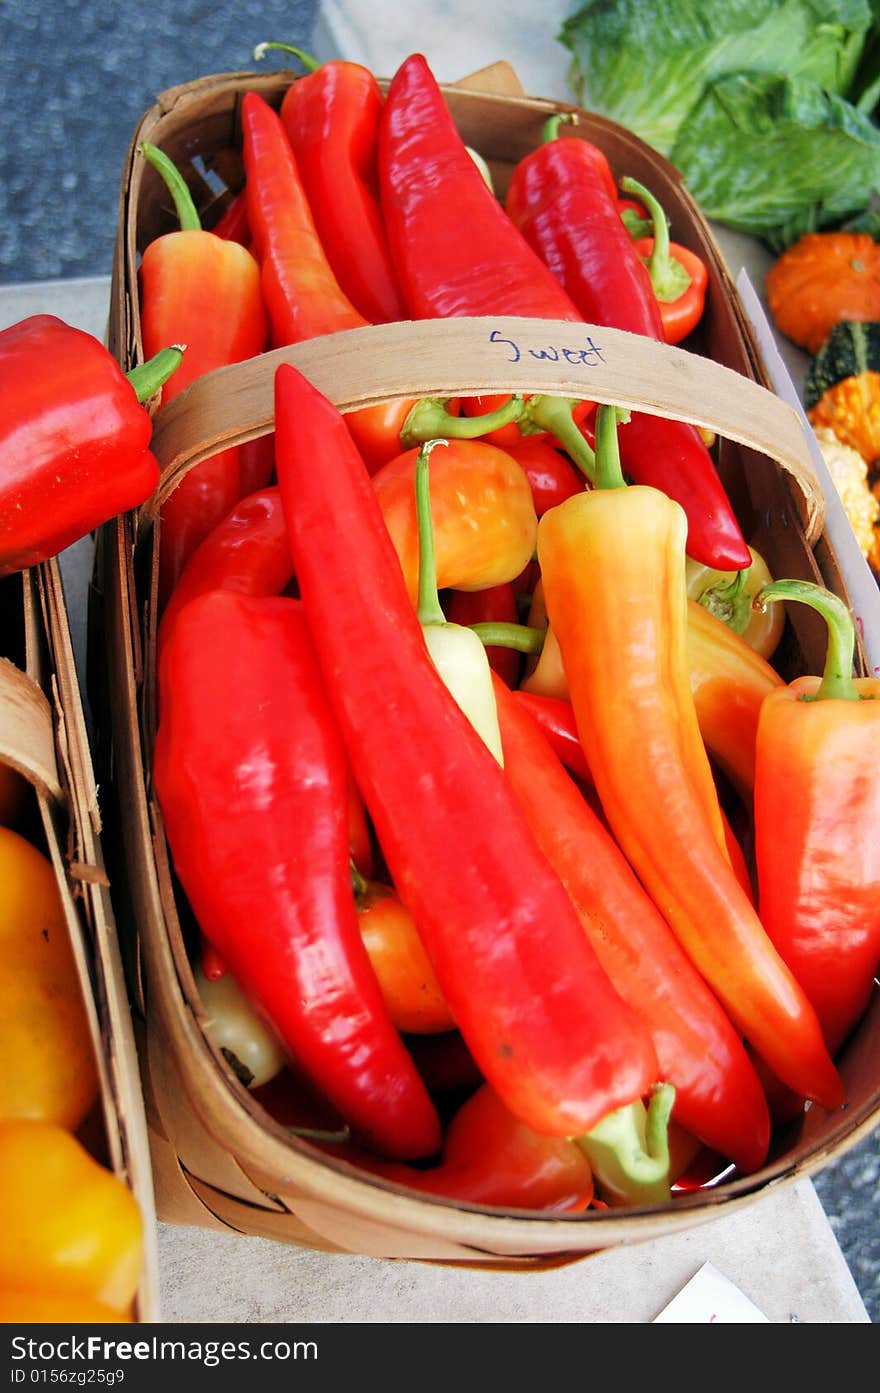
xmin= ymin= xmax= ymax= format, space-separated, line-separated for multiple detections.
xmin=765 ymin=232 xmax=880 ymax=354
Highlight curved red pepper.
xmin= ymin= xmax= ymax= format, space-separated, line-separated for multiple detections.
xmin=0 ymin=316 xmax=170 ymax=575
xmin=137 ymin=143 xmax=268 ymax=607
xmin=492 ymin=676 xmax=770 ymax=1173
xmin=277 ymin=57 xmax=407 ymax=324
xmin=241 ymin=91 xmax=370 ymax=346
xmin=153 ymin=589 xmax=440 ymax=1160
xmin=273 ymin=362 xmax=660 ymax=1138
xmin=753 ymin=580 xmax=880 ymax=1056
xmin=378 ymin=54 xmax=583 ymax=322
xmin=504 ymin=128 xmax=750 ymax=571
xmin=329 ymin=1082 xmax=595 ymax=1212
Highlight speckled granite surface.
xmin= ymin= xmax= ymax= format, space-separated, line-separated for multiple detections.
xmin=1 ymin=0 xmax=877 ymax=1323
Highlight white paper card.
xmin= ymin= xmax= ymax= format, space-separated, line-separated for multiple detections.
xmin=653 ymin=1262 xmax=770 ymax=1323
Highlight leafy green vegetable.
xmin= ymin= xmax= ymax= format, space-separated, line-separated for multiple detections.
xmin=559 ymin=0 xmax=872 ymax=155
xmin=558 ymin=0 xmax=880 ymax=248
xmin=671 ymin=73 xmax=880 ymax=249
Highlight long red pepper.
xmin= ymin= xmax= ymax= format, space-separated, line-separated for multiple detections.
xmin=273 ymin=362 xmax=660 ymax=1139
xmin=137 ymin=143 xmax=268 ymax=607
xmin=537 ymin=407 xmax=844 ymax=1110
xmin=504 ymin=120 xmax=750 ymax=571
xmin=491 ymin=675 xmax=770 ymax=1173
xmin=153 ymin=589 xmax=440 ymax=1160
xmin=260 ymin=44 xmax=407 ymax=324
xmin=241 ymin=91 xmax=369 ymax=346
xmin=753 ymin=580 xmax=880 ymax=1056
xmin=379 ymin=54 xmax=583 ymax=323
xmin=0 ymin=316 xmax=179 ymax=576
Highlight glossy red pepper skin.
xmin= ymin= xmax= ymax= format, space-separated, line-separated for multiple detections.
xmin=378 ymin=54 xmax=583 ymax=322
xmin=139 ymin=216 xmax=267 ymax=608
xmin=505 ymin=136 xmax=750 ymax=571
xmin=153 ymin=590 xmax=440 ymax=1160
xmin=241 ymin=91 xmax=369 ymax=347
xmin=211 ymin=190 xmax=251 ymax=247
xmin=492 ymin=676 xmax=770 ymax=1174
xmin=510 ymin=690 xmax=591 ymax=783
xmin=504 ymin=436 xmax=585 ymax=515
xmin=279 ymin=62 xmax=406 ymax=324
xmin=754 ymin=674 xmax=880 ymax=1056
xmin=273 ymin=363 xmax=660 ymax=1139
xmin=156 ymin=486 xmax=293 ymax=662
xmin=330 ymin=1083 xmax=595 ymax=1212
xmin=0 ymin=316 xmax=160 ymax=575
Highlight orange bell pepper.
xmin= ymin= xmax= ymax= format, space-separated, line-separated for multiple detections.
xmin=0 ymin=826 xmax=99 ymax=1130
xmin=537 ymin=406 xmax=844 ymax=1110
xmin=0 ymin=1119 xmax=143 ymax=1317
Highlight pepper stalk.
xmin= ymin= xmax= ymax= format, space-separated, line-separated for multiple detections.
xmin=575 ymin=1083 xmax=676 ymax=1208
xmin=415 ymin=439 xmax=505 ymax=764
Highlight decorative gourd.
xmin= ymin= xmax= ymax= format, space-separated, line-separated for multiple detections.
xmin=765 ymin=232 xmax=880 ymax=354
xmin=804 ymin=320 xmax=880 ymax=466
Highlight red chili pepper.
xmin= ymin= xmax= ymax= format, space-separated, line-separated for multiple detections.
xmin=509 ymin=690 xmax=592 ymax=783
xmin=211 ymin=190 xmax=251 ymax=247
xmin=753 ymin=580 xmax=880 ymax=1056
xmin=329 ymin=1082 xmax=596 ymax=1212
xmin=241 ymin=91 xmax=369 ymax=347
xmin=445 ymin=583 xmax=521 ymax=687
xmin=273 ymin=362 xmax=660 ymax=1138
xmin=537 ymin=407 xmax=844 ymax=1110
xmin=258 ymin=43 xmax=406 ymax=325
xmin=0 ymin=316 xmax=180 ymax=576
xmin=621 ymin=177 xmax=709 ymax=345
xmin=491 ymin=675 xmax=770 ymax=1172
xmin=137 ymin=142 xmax=268 ymax=608
xmin=379 ymin=54 xmax=583 ymax=323
xmin=153 ymin=589 xmax=440 ymax=1160
xmin=504 ymin=121 xmax=750 ymax=571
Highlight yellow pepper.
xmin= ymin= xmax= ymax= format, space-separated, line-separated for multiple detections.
xmin=0 ymin=825 xmax=99 ymax=1129
xmin=685 ymin=544 xmax=785 ymax=660
xmin=0 ymin=1119 xmax=143 ymax=1317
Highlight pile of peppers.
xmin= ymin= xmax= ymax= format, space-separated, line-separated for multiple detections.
xmin=143 ymin=47 xmax=880 ymax=1211
xmin=4 ymin=48 xmax=876 ymax=1221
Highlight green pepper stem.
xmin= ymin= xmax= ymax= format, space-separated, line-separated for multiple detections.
xmin=401 ymin=394 xmax=525 ymax=448
xmin=541 ymin=111 xmax=577 ymax=144
xmin=754 ymin=580 xmax=861 ymax=702
xmin=575 ymin=1082 xmax=675 ymax=1208
xmin=415 ymin=440 xmax=449 ymax=627
xmin=594 ymin=403 xmax=630 ymax=490
xmin=697 ymin=567 xmax=751 ymax=635
xmin=252 ymin=40 xmax=322 ymax=72
xmin=138 ymin=142 xmax=202 ymax=233
xmin=526 ymin=396 xmax=596 ymax=484
xmin=619 ymin=175 xmax=691 ymax=303
xmin=350 ymin=856 xmax=370 ymax=901
xmin=125 ymin=345 xmax=185 ymax=403
xmin=470 ymin=622 xmax=546 ymax=654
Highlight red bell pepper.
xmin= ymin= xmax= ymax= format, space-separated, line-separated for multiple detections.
xmin=537 ymin=406 xmax=844 ymax=1110
xmin=0 ymin=315 xmax=180 ymax=576
xmin=619 ymin=177 xmax=709 ymax=345
xmin=273 ymin=361 xmax=660 ymax=1138
xmin=379 ymin=54 xmax=583 ymax=323
xmin=753 ymin=579 xmax=880 ymax=1056
xmin=491 ymin=675 xmax=770 ymax=1173
xmin=503 ymin=436 xmax=586 ymax=516
xmin=241 ymin=90 xmax=369 ymax=346
xmin=137 ymin=142 xmax=268 ymax=607
xmin=257 ymin=42 xmax=406 ymax=325
xmin=504 ymin=121 xmax=750 ymax=571
xmin=153 ymin=588 xmax=440 ymax=1160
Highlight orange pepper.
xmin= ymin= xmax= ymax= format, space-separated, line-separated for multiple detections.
xmin=0 ymin=1119 xmax=143 ymax=1316
xmin=372 ymin=439 xmax=538 ymax=606
xmin=352 ymin=866 xmax=455 ymax=1035
xmin=0 ymin=826 xmax=99 ymax=1130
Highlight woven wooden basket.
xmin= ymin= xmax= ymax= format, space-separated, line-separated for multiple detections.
xmin=0 ymin=561 xmax=158 ymax=1317
xmin=91 ymin=60 xmax=880 ymax=1265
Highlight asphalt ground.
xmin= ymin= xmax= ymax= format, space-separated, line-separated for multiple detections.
xmin=1 ymin=0 xmax=877 ymax=1322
